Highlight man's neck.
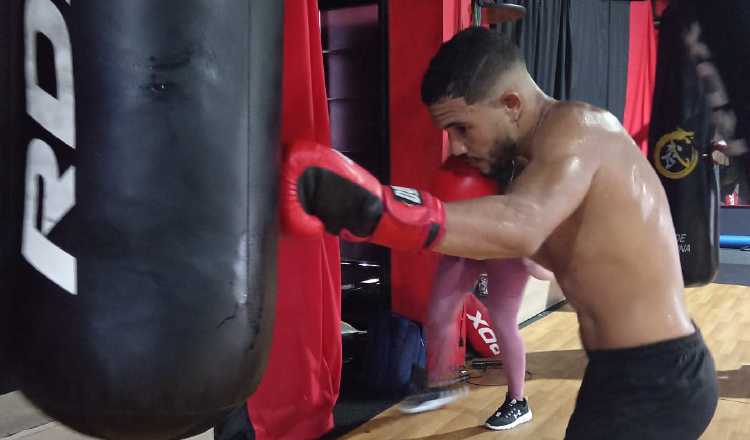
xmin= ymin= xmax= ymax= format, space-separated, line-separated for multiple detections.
xmin=517 ymin=94 xmax=555 ymax=159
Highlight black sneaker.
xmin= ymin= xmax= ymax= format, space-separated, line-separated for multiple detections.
xmin=485 ymin=395 xmax=532 ymax=430
xmin=397 ymin=384 xmax=469 ymax=414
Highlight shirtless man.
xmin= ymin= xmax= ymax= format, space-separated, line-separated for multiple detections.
xmin=282 ymin=28 xmax=718 ymax=438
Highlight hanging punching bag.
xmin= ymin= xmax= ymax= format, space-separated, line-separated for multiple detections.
xmin=0 ymin=0 xmax=21 ymax=386
xmin=8 ymin=1 xmax=282 ymax=439
xmin=649 ymin=1 xmax=719 ymax=287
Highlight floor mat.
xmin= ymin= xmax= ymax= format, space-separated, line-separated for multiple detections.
xmin=715 ymin=249 xmax=750 ymax=286
xmin=715 ymin=263 xmax=750 ymax=286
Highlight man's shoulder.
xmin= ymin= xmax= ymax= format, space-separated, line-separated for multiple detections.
xmin=547 ymin=101 xmax=613 ymax=125
xmin=538 ymin=101 xmax=622 ymax=142
xmin=530 ymin=101 xmax=622 ymax=164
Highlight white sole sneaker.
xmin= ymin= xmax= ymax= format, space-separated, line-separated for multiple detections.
xmin=398 ymin=395 xmax=457 ymax=414
xmin=485 ymin=410 xmax=533 ymax=431
xmin=398 ymin=386 xmax=469 ymax=414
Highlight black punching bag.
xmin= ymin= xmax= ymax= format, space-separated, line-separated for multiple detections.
xmin=8 ymin=1 xmax=282 ymax=439
xmin=649 ymin=1 xmax=719 ymax=287
xmin=1 ymin=0 xmax=22 ymax=386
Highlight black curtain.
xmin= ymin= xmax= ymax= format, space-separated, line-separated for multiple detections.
xmin=569 ymin=0 xmax=629 ymax=121
xmin=694 ymin=0 xmax=750 ymax=153
xmin=493 ymin=0 xmax=629 ymax=120
xmin=494 ymin=0 xmax=570 ymax=101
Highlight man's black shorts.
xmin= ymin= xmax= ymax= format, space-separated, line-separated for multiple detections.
xmin=565 ymin=326 xmax=718 ymax=440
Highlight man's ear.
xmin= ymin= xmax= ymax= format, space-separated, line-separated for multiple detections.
xmin=500 ymin=92 xmax=522 ymax=122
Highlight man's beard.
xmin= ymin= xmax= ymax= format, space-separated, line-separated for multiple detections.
xmin=486 ymin=137 xmax=518 ymax=187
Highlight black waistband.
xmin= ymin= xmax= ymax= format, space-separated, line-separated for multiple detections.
xmin=586 ymin=324 xmax=704 ymax=363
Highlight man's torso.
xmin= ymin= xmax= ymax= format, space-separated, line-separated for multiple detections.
xmin=524 ymin=102 xmax=694 ymax=350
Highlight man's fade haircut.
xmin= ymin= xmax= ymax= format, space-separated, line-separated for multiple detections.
xmin=421 ymin=27 xmax=523 ymax=106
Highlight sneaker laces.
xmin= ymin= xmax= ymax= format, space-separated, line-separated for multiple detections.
xmin=496 ymin=396 xmax=525 ymax=416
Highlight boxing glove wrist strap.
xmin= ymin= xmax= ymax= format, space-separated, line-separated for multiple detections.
xmin=342 ymin=185 xmax=446 ymax=251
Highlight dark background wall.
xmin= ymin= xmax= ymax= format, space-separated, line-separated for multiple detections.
xmin=495 ymin=0 xmax=630 ymax=119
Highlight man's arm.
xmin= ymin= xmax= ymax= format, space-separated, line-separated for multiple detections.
xmin=523 ymin=258 xmax=556 ymax=281
xmin=436 ymin=141 xmax=600 ymax=260
xmin=282 ymin=119 xmax=599 ymax=258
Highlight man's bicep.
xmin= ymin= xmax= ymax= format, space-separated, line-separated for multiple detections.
xmin=509 ymin=154 xmax=597 ymax=239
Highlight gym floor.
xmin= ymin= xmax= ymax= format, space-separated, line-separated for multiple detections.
xmin=340 ymin=283 xmax=750 ymax=440
xmin=2 ymin=282 xmax=748 ymax=440
xmin=0 ymin=398 xmax=213 ymax=440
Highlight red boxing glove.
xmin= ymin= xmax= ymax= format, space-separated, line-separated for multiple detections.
xmin=281 ymin=140 xmax=446 ymax=251
xmin=432 ymin=156 xmax=500 ymax=202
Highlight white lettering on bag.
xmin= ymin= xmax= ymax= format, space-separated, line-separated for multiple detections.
xmin=22 ymin=0 xmax=77 ymax=294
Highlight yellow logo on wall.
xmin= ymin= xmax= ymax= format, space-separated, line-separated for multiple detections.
xmin=653 ymin=128 xmax=700 ymax=179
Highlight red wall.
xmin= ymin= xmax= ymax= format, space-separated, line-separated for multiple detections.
xmin=388 ymin=0 xmax=471 ymax=323
xmin=623 ymin=0 xmax=658 ymax=155
xmin=247 ymin=1 xmax=341 ymax=438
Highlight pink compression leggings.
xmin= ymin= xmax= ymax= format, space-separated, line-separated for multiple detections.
xmin=425 ymin=256 xmax=529 ymax=399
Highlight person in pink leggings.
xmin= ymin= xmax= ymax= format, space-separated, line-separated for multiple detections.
xmin=398 ymin=156 xmax=554 ymax=431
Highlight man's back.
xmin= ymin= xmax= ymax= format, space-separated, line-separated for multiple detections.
xmin=527 ymin=102 xmax=694 ymax=350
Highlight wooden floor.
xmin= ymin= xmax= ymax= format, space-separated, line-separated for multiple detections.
xmin=342 ymin=283 xmax=750 ymax=440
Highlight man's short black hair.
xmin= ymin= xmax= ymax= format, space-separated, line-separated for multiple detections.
xmin=421 ymin=27 xmax=523 ymax=106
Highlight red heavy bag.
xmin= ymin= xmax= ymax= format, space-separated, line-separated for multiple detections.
xmin=432 ymin=156 xmax=501 ymax=202
xmin=465 ymin=294 xmax=502 ymax=358
xmin=432 ymin=157 xmax=502 ymax=359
